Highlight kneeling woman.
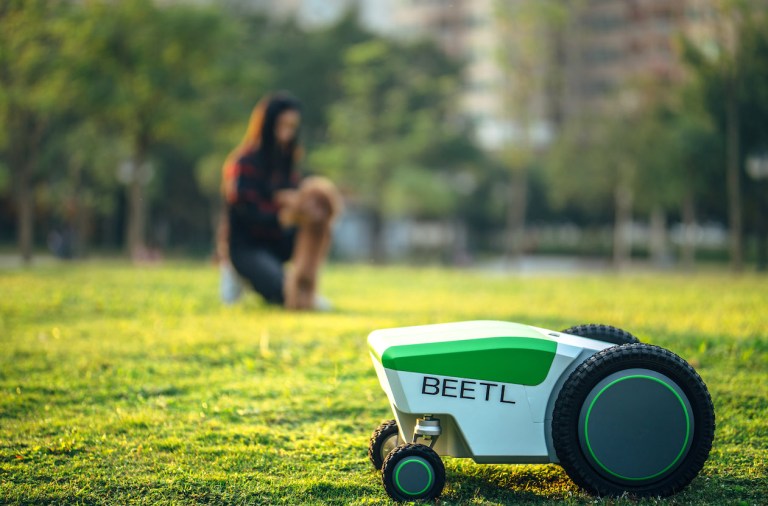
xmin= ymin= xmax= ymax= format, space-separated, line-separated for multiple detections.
xmin=220 ymin=93 xmax=341 ymax=309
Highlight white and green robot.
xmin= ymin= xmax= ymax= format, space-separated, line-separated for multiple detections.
xmin=367 ymin=321 xmax=715 ymax=502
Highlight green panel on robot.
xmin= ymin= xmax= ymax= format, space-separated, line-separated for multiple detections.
xmin=378 ymin=336 xmax=557 ymax=386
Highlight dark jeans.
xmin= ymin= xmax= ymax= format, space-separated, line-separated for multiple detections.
xmin=229 ymin=234 xmax=295 ymax=305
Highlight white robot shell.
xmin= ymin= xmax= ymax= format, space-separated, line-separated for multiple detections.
xmin=367 ymin=320 xmax=715 ymax=501
xmin=368 ymin=320 xmax=613 ymax=463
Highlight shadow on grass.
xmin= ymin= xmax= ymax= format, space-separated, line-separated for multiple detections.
xmin=697 ymin=474 xmax=768 ymax=503
xmin=440 ymin=464 xmax=766 ymax=505
xmin=160 ymin=477 xmax=384 ymax=505
xmin=441 ymin=464 xmax=576 ymax=504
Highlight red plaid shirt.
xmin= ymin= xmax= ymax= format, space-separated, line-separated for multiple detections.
xmin=225 ymin=148 xmax=300 ymax=247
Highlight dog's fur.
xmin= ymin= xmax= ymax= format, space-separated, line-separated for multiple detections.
xmin=283 ymin=176 xmax=342 ymax=310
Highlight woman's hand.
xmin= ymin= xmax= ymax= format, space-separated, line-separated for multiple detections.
xmin=276 ymin=190 xmax=299 ymax=227
xmin=277 ymin=184 xmax=335 ymax=227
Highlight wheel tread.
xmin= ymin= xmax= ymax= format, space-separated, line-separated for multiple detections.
xmin=368 ymin=419 xmax=398 ymax=470
xmin=381 ymin=443 xmax=446 ymax=502
xmin=552 ymin=343 xmax=715 ymax=497
xmin=561 ymin=323 xmax=640 ymax=346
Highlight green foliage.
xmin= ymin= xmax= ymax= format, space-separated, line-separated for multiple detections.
xmin=0 ymin=160 xmax=9 ymax=193
xmin=63 ymin=0 xmax=230 ymax=149
xmin=494 ymin=0 xmax=566 ymax=170
xmin=639 ymin=94 xmax=723 ymax=217
xmin=546 ymin=82 xmax=722 ymax=221
xmin=544 ymin=2 xmax=768 ymax=244
xmin=4 ymin=0 xmax=767 ymax=258
xmin=0 ymin=263 xmax=766 ymax=504
xmin=0 ymin=0 xmax=488 ymax=257
xmin=682 ymin=5 xmax=768 ymax=155
xmin=58 ymin=0 xmax=238 ymax=252
xmin=256 ymin=9 xmax=370 ymax=150
xmin=0 ymin=0 xmax=67 ymax=120
xmin=0 ymin=0 xmax=69 ymax=167
xmin=311 ymin=37 xmax=475 ymax=219
xmin=192 ymin=8 xmax=372 ymax=200
xmin=543 ymin=123 xmax=614 ymax=215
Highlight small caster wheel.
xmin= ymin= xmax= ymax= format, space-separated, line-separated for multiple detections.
xmin=561 ymin=323 xmax=640 ymax=346
xmin=369 ymin=419 xmax=400 ymax=470
xmin=381 ymin=443 xmax=445 ymax=502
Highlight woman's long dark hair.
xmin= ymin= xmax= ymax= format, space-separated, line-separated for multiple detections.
xmin=222 ymin=92 xmax=302 ymax=201
xmin=260 ymin=93 xmax=302 ymax=173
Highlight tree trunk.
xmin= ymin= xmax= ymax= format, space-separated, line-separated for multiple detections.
xmin=125 ymin=173 xmax=147 ymax=258
xmin=451 ymin=218 xmax=469 ymax=266
xmin=10 ymin=108 xmax=43 ymax=266
xmin=213 ymin=202 xmax=226 ymax=263
xmin=681 ymin=189 xmax=696 ymax=271
xmin=725 ymin=72 xmax=743 ymax=272
xmin=613 ymin=180 xmax=633 ymax=270
xmin=16 ymin=159 xmax=34 ymax=265
xmin=369 ymin=205 xmax=385 ymax=264
xmin=69 ymin=159 xmax=84 ymax=258
xmin=73 ymin=202 xmax=91 ymax=259
xmin=505 ymin=168 xmax=528 ymax=264
xmin=369 ymin=170 xmax=388 ymax=264
xmin=757 ymin=214 xmax=767 ymax=272
xmin=649 ymin=206 xmax=669 ymax=267
xmin=125 ymin=139 xmax=149 ymax=259
xmin=757 ymin=184 xmax=768 ymax=272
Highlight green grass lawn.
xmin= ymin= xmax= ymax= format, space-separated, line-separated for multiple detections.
xmin=1 ymin=263 xmax=766 ymax=505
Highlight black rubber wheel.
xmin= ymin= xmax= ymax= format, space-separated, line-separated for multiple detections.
xmin=368 ymin=419 xmax=400 ymax=470
xmin=552 ymin=343 xmax=715 ymax=497
xmin=381 ymin=443 xmax=445 ymax=502
xmin=561 ymin=324 xmax=640 ymax=346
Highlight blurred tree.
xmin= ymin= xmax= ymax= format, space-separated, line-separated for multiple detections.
xmin=546 ymin=105 xmax=647 ymax=269
xmin=262 ymin=8 xmax=370 ymax=151
xmin=546 ymin=93 xmax=721 ymax=270
xmin=0 ymin=0 xmax=69 ymax=263
xmin=310 ymin=38 xmax=474 ymax=262
xmin=0 ymin=1 xmax=496 ymax=260
xmin=682 ymin=2 xmax=768 ymax=271
xmin=41 ymin=118 xmax=128 ymax=257
xmin=494 ymin=0 xmax=566 ymax=262
xmin=198 ymin=6 xmax=372 ymax=161
xmin=194 ymin=8 xmax=371 ymax=254
xmin=639 ymin=86 xmax=722 ymax=269
xmin=64 ymin=0 xmax=230 ymax=257
xmin=546 ymin=3 xmax=768 ymax=270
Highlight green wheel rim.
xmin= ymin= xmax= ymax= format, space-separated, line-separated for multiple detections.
xmin=394 ymin=457 xmax=434 ymax=496
xmin=584 ymin=374 xmax=691 ymax=481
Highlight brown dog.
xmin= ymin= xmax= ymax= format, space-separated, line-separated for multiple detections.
xmin=278 ymin=176 xmax=342 ymax=310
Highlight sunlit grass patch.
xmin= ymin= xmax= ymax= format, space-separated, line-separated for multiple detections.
xmin=0 ymin=263 xmax=766 ymax=504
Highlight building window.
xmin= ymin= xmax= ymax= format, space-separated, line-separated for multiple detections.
xmin=584 ymin=47 xmax=623 ymax=63
xmin=583 ymin=14 xmax=624 ymax=31
xmin=583 ymin=79 xmax=612 ymax=98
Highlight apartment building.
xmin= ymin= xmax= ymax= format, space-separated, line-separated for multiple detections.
xmin=387 ymin=0 xmax=556 ymax=151
xmin=562 ymin=0 xmax=718 ymax=121
xmin=243 ymin=0 xmax=718 ymax=148
xmin=387 ymin=0 xmax=719 ymax=147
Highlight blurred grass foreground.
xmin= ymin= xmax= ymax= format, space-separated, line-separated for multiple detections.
xmin=1 ymin=263 xmax=766 ymax=504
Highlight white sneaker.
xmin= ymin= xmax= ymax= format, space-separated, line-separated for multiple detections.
xmin=220 ymin=262 xmax=243 ymax=305
xmin=313 ymin=294 xmax=333 ymax=312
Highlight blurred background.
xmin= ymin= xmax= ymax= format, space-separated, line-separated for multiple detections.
xmin=1 ymin=0 xmax=767 ymax=271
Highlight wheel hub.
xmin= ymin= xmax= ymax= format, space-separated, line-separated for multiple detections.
xmin=380 ymin=433 xmax=398 ymax=462
xmin=578 ymin=369 xmax=694 ymax=484
xmin=393 ymin=456 xmax=434 ymax=496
